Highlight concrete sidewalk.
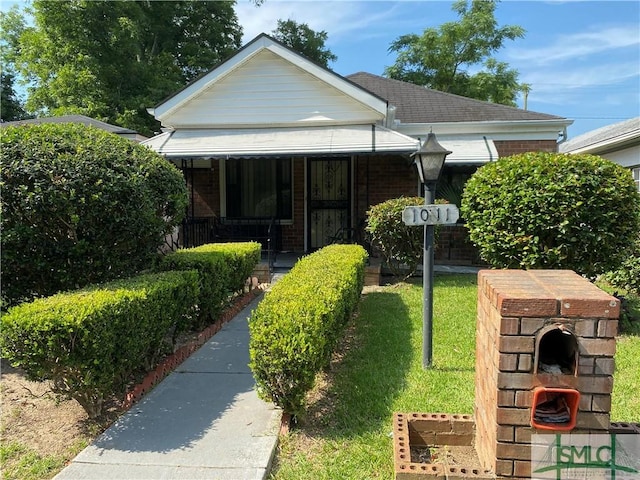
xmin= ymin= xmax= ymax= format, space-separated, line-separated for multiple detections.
xmin=54 ymin=294 xmax=281 ymax=480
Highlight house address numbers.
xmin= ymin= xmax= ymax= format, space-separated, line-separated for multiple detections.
xmin=402 ymin=204 xmax=460 ymax=226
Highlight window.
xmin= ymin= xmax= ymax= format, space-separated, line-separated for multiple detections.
xmin=225 ymin=158 xmax=292 ymax=219
xmin=633 ymin=167 xmax=640 ymax=193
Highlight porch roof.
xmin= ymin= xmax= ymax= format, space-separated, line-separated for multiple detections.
xmin=437 ymin=135 xmax=499 ymax=165
xmin=142 ymin=124 xmax=420 ymax=158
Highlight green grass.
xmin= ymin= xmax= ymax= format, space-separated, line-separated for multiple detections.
xmin=612 ymin=334 xmax=640 ymax=422
xmin=271 ymin=273 xmax=640 ymax=479
xmin=0 ymin=440 xmax=87 ymax=480
xmin=596 ymin=281 xmax=640 ymax=422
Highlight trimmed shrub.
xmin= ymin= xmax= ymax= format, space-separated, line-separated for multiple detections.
xmin=365 ymin=196 xmax=426 ymax=278
xmin=249 ymin=244 xmax=367 ymax=417
xmin=0 ymin=270 xmax=199 ymax=418
xmin=0 ymin=123 xmax=188 ymax=307
xmin=159 ymin=242 xmax=261 ymax=328
xmin=604 ymin=234 xmax=640 ymax=295
xmin=461 ymin=152 xmax=640 ymax=279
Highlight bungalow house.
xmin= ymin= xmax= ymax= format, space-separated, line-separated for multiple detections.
xmin=143 ymin=34 xmax=572 ymax=262
xmin=560 ymin=117 xmax=640 ymax=192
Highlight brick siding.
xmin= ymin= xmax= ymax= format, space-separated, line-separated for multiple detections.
xmin=493 ymin=140 xmax=558 ymax=157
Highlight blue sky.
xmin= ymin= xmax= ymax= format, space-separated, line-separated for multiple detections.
xmin=3 ymin=0 xmax=638 ymax=139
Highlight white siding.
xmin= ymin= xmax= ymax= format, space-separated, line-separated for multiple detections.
xmin=600 ymin=144 xmax=640 ymax=169
xmin=163 ymin=50 xmax=385 ymax=128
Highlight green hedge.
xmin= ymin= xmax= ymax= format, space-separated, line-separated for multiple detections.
xmin=159 ymin=242 xmax=261 ymax=328
xmin=0 ymin=123 xmax=187 ymax=307
xmin=461 ymin=152 xmax=640 ymax=278
xmin=0 ymin=270 xmax=199 ymax=418
xmin=249 ymin=244 xmax=367 ymax=417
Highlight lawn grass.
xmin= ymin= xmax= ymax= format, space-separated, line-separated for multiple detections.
xmin=271 ymin=273 xmax=640 ymax=479
xmin=0 ymin=440 xmax=87 ymax=480
xmin=611 ymin=333 xmax=640 ymax=422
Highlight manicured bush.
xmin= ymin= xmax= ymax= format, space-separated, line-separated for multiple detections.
xmin=604 ymin=235 xmax=640 ymax=295
xmin=461 ymin=152 xmax=640 ymax=278
xmin=0 ymin=123 xmax=188 ymax=307
xmin=159 ymin=242 xmax=261 ymax=328
xmin=365 ymin=196 xmax=425 ymax=278
xmin=0 ymin=270 xmax=199 ymax=418
xmin=249 ymin=244 xmax=367 ymax=417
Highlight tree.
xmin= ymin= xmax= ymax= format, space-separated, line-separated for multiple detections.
xmin=385 ymin=0 xmax=525 ymax=106
xmin=460 ymin=152 xmax=640 ymax=279
xmin=272 ymin=19 xmax=337 ymax=67
xmin=5 ymin=1 xmax=243 ymax=136
xmin=0 ymin=123 xmax=188 ymax=307
xmin=0 ymin=6 xmax=29 ymax=121
xmin=1 ymin=71 xmax=28 ymax=121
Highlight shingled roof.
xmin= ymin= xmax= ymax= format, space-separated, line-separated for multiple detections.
xmin=560 ymin=117 xmax=640 ymax=153
xmin=346 ymin=72 xmax=565 ymax=124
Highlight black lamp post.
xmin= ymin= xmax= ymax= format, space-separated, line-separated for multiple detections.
xmin=410 ymin=132 xmax=451 ymax=369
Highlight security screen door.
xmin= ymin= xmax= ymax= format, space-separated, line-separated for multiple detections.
xmin=308 ymin=158 xmax=351 ymax=250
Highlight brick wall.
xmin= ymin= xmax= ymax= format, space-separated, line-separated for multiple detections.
xmin=435 ymin=225 xmax=485 ymax=265
xmin=280 ymin=158 xmax=305 ymax=251
xmin=188 ymin=169 xmax=219 ymax=217
xmin=475 ymin=270 xmax=620 ymax=478
xmin=493 ymin=140 xmax=558 ymax=157
xmin=354 ymin=154 xmax=419 ymax=227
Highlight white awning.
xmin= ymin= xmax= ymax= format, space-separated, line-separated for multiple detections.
xmin=142 ymin=125 xmax=419 ymax=158
xmin=438 ymin=135 xmax=499 ymax=165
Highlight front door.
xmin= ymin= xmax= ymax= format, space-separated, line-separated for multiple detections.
xmin=307 ymin=157 xmax=351 ymax=250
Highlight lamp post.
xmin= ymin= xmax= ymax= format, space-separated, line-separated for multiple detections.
xmin=410 ymin=132 xmax=451 ymax=369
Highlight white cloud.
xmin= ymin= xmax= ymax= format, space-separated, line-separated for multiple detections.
xmin=523 ymin=60 xmax=640 ymax=92
xmin=235 ymin=1 xmax=406 ymax=43
xmin=509 ymin=25 xmax=640 ymax=66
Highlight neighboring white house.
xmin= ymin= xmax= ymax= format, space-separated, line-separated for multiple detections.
xmin=560 ymin=117 xmax=640 ymax=192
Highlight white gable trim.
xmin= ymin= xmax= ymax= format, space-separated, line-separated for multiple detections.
xmin=151 ymin=34 xmax=387 ymax=124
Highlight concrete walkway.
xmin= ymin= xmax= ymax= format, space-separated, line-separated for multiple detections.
xmin=54 ymin=294 xmax=281 ymax=480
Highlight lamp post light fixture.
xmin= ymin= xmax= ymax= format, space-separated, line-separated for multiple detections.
xmin=410 ymin=132 xmax=452 ymax=369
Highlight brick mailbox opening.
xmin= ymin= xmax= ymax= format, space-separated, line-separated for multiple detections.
xmin=534 ymin=324 xmax=578 ymax=376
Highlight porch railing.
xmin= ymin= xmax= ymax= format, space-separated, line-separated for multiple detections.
xmin=179 ymin=216 xmax=278 ymax=273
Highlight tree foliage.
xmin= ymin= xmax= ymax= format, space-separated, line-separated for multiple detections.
xmin=461 ymin=152 xmax=640 ymax=278
xmin=0 ymin=6 xmax=29 ymax=121
xmin=1 ymin=71 xmax=28 ymax=121
xmin=0 ymin=123 xmax=188 ymax=307
xmin=604 ymin=234 xmax=640 ymax=295
xmin=271 ymin=19 xmax=337 ymax=67
xmin=3 ymin=1 xmax=242 ymax=136
xmin=385 ymin=0 xmax=525 ymax=106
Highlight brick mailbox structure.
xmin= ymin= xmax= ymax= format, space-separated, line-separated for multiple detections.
xmin=475 ymin=269 xmax=620 ymax=478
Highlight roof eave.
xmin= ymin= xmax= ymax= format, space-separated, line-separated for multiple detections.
xmin=397 ymin=119 xmax=573 ymax=138
xmin=562 ymin=130 xmax=640 ymax=155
